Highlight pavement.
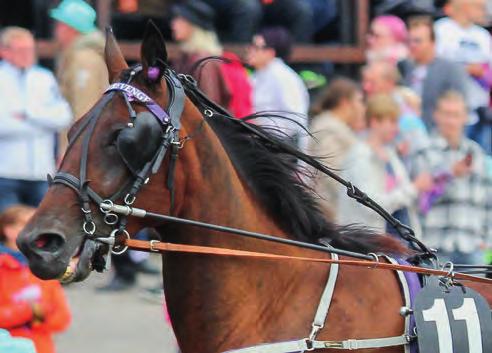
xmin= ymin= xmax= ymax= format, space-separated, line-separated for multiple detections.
xmin=54 ymin=255 xmax=180 ymax=353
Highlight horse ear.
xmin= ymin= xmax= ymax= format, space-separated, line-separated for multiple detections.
xmin=141 ymin=20 xmax=168 ymax=81
xmin=104 ymin=27 xmax=128 ymax=82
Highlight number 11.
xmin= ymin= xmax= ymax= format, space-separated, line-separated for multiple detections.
xmin=422 ymin=298 xmax=482 ymax=353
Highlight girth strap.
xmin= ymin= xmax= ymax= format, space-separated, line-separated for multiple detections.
xmin=226 ymin=250 xmax=341 ymax=353
xmin=224 ymin=335 xmax=410 ymax=352
xmin=224 ymin=251 xmax=413 ymax=352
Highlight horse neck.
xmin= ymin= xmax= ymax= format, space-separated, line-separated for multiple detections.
xmin=170 ymin=103 xmax=287 ymax=246
xmin=160 ymin=104 xmax=319 ymax=352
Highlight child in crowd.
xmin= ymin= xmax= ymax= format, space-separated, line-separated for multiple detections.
xmin=0 ymin=205 xmax=70 ymax=353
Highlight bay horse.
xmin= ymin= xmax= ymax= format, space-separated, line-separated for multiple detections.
xmin=16 ymin=24 xmax=490 ymax=352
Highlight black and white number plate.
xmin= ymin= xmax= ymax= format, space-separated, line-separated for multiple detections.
xmin=414 ymin=281 xmax=492 ymax=353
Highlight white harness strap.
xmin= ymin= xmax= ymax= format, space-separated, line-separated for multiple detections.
xmin=226 ymin=249 xmax=340 ymax=353
xmin=382 ymin=256 xmax=413 ymax=353
xmin=224 ymin=247 xmax=413 ymax=353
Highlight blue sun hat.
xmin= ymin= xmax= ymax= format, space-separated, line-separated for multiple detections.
xmin=50 ymin=0 xmax=97 ymax=34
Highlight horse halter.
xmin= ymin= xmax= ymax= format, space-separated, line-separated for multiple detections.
xmin=49 ymin=65 xmax=186 ymax=271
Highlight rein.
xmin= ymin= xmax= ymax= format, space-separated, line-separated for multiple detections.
xmin=122 ymin=238 xmax=492 ymax=285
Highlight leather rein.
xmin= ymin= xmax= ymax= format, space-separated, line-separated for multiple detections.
xmin=49 ymin=65 xmax=492 ymax=285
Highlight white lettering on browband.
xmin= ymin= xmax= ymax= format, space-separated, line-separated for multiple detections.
xmin=107 ymin=83 xmax=152 ymax=103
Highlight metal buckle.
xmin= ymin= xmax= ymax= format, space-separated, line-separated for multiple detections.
xmin=83 ymin=221 xmax=96 ymax=235
xmin=99 ymin=199 xmax=114 ymax=213
xmin=204 ymin=109 xmax=213 ymax=117
xmin=323 ymin=341 xmax=344 ymax=349
xmin=111 ymin=229 xmax=130 ymax=255
xmin=124 ymin=194 xmax=136 ymax=205
xmin=440 ymin=261 xmax=456 ymax=288
xmin=367 ymin=252 xmax=380 ymax=268
xmin=103 ymin=213 xmax=119 ymax=225
xmin=304 ymin=324 xmax=322 ymax=351
xmin=308 ymin=324 xmax=322 ymax=341
xmin=149 ymin=240 xmax=160 ymax=252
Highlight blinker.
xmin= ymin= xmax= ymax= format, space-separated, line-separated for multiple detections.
xmin=116 ymin=111 xmax=162 ymax=175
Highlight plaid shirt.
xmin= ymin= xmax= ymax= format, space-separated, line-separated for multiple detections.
xmin=410 ymin=134 xmax=492 ymax=253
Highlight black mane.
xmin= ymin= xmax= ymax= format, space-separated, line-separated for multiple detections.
xmin=205 ymin=113 xmax=407 ymax=256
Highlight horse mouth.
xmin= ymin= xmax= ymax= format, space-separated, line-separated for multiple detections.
xmin=59 ymin=239 xmax=102 ymax=283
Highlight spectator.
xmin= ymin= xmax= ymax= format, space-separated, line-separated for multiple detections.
xmin=362 ymin=60 xmax=401 ymax=97
xmin=308 ymin=78 xmax=365 ymax=220
xmin=171 ymin=0 xmax=253 ymax=117
xmin=362 ymin=60 xmax=429 ymax=156
xmin=337 ymin=94 xmax=432 ymax=236
xmin=435 ymin=0 xmax=492 ymax=153
xmin=0 ymin=27 xmax=72 ymax=212
xmin=305 ymin=0 xmax=338 ymax=41
xmin=411 ymin=91 xmax=491 ymax=265
xmin=112 ymin=0 xmax=174 ymax=41
xmin=261 ymin=0 xmax=314 ymax=43
xmin=362 ymin=60 xmax=428 ymax=158
xmin=247 ymin=27 xmax=309 ymax=150
xmin=373 ymin=0 xmax=436 ymax=19
xmin=50 ymin=0 xmax=108 ymax=155
xmin=434 ymin=0 xmax=452 ymax=18
xmin=366 ymin=15 xmax=409 ymax=64
xmin=399 ymin=16 xmax=469 ymax=131
xmin=203 ymin=0 xmax=262 ymax=43
xmin=395 ymin=86 xmax=431 ymax=159
xmin=0 ymin=205 xmax=71 ymax=353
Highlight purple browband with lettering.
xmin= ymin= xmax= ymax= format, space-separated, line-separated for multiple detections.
xmin=105 ymin=83 xmax=170 ymax=124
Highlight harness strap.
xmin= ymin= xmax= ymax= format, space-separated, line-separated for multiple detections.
xmin=383 ymin=256 xmax=414 ymax=353
xmin=121 ymin=238 xmax=492 ymax=284
xmin=312 ymin=239 xmax=338 ymax=330
xmin=224 ymin=335 xmax=410 ymax=353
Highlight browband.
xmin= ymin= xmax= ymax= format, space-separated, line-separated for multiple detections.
xmin=105 ymin=82 xmax=170 ymax=124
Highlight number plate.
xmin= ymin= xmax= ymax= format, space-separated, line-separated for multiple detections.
xmin=414 ymin=281 xmax=492 ymax=353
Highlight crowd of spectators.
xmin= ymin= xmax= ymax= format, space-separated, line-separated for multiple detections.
xmin=310 ymin=0 xmax=492 ymax=267
xmin=2 ymin=0 xmax=492 ymax=349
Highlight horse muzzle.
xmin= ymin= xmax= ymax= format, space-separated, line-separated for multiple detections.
xmin=17 ymin=230 xmax=99 ymax=282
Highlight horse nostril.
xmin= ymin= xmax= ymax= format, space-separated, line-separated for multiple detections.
xmin=32 ymin=233 xmax=65 ymax=254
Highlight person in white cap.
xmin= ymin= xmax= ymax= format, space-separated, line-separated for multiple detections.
xmin=50 ymin=0 xmax=109 ymax=155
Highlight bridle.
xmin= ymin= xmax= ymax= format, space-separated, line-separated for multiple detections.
xmin=49 ymin=64 xmax=186 ymax=271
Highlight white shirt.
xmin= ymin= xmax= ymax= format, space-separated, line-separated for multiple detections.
xmin=0 ymin=61 xmax=72 ymax=180
xmin=409 ymin=65 xmax=428 ymax=97
xmin=251 ymin=58 xmax=309 ymax=149
xmin=337 ymin=142 xmax=421 ymax=237
xmin=435 ymin=18 xmax=492 ymax=114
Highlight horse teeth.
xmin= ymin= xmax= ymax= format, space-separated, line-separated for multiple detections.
xmin=59 ymin=258 xmax=78 ymax=283
xmin=59 ymin=266 xmax=75 ymax=283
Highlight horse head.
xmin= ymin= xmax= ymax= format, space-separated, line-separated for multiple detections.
xmin=17 ymin=23 xmax=183 ymax=282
